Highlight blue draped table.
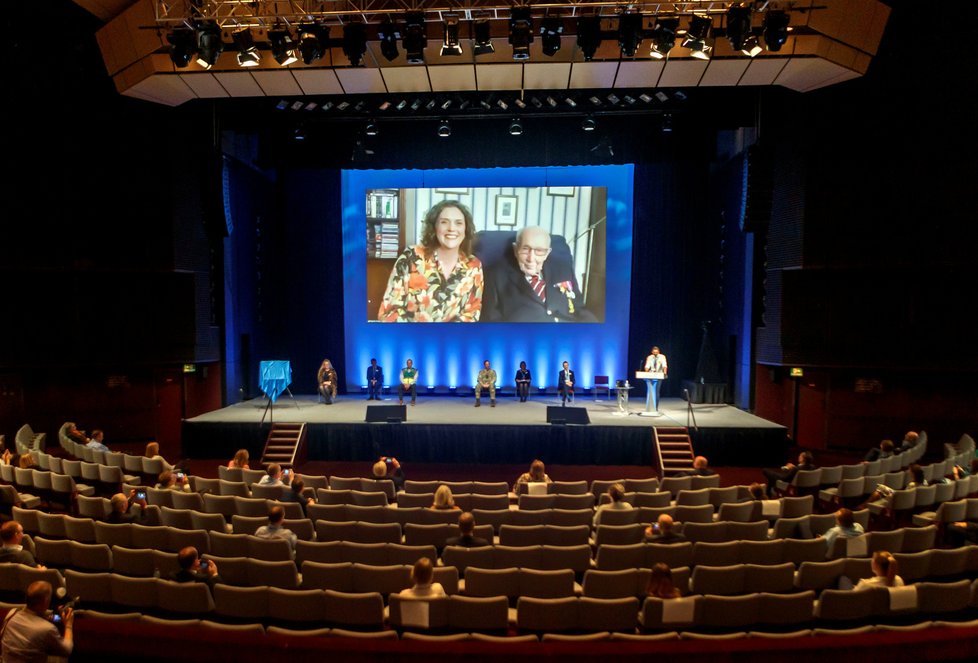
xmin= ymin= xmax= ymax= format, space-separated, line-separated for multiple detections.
xmin=260 ymin=360 xmax=292 ymax=403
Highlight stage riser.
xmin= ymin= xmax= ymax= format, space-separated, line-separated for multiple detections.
xmin=181 ymin=422 xmax=786 ymax=467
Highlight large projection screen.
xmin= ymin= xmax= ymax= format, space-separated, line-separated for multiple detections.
xmin=341 ymin=165 xmax=633 ymax=391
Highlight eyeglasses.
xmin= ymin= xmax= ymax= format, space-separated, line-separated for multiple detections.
xmin=516 ymin=246 xmax=551 ymax=257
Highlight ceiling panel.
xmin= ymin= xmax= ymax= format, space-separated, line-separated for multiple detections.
xmin=615 ymin=61 xmax=665 ymax=88
xmin=292 ymin=69 xmax=346 ymax=95
xmin=381 ymin=66 xmax=432 ymax=93
xmin=475 ymin=63 xmax=523 ymax=91
xmin=738 ymin=58 xmax=788 ymax=86
xmin=335 ymin=68 xmax=387 ymax=94
xmin=699 ymin=59 xmax=751 ymax=87
xmin=251 ymin=71 xmax=305 ymax=97
xmin=213 ymin=71 xmax=265 ymax=97
xmin=429 ymin=65 xmax=478 ymax=91
xmin=179 ymin=73 xmax=229 ymax=99
xmin=775 ymin=57 xmax=857 ymax=92
xmin=524 ymin=63 xmax=571 ymax=90
xmin=657 ymin=60 xmax=709 ymax=88
xmin=568 ymin=62 xmax=619 ymax=89
xmin=125 ymin=73 xmax=197 ymax=106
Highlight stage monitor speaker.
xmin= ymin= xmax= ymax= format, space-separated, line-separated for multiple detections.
xmin=546 ymin=406 xmax=590 ymax=425
xmin=366 ymin=405 xmax=406 ymax=423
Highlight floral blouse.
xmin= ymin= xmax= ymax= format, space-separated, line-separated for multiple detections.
xmin=377 ymin=245 xmax=483 ymax=322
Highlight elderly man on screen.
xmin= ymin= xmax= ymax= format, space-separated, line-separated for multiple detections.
xmin=482 ymin=226 xmax=594 ymax=322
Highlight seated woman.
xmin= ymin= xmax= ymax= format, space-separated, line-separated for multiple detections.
xmin=593 ymin=483 xmax=632 ymax=527
xmin=513 ymin=459 xmax=552 ymax=494
xmin=859 ymin=463 xmax=925 ymax=510
xmin=646 ymin=562 xmax=681 ymax=599
xmin=431 ymin=484 xmax=459 ymax=510
xmin=317 ymin=359 xmax=338 ymax=404
xmin=854 ymin=551 xmax=903 ymax=589
xmin=228 ymin=449 xmax=250 ymax=470
xmin=144 ymin=442 xmax=173 ymax=472
xmin=397 ymin=557 xmax=446 ymax=599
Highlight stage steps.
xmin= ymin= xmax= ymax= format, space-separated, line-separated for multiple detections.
xmin=260 ymin=423 xmax=307 ymax=469
xmin=654 ymin=426 xmax=696 ymax=477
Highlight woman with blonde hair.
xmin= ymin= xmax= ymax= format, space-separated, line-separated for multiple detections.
xmin=431 ymin=484 xmax=458 ymax=510
xmin=855 ymin=551 xmax=903 ymax=589
xmin=397 ymin=557 xmax=446 ymax=598
xmin=144 ymin=441 xmax=173 ymax=471
xmin=646 ymin=562 xmax=681 ymax=599
xmin=228 ymin=449 xmax=250 ymax=470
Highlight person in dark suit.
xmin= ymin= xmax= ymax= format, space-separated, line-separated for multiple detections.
xmin=644 ymin=514 xmax=688 ymax=544
xmin=762 ymin=451 xmax=817 ymax=497
xmin=0 ymin=521 xmax=44 ymax=568
xmin=444 ymin=512 xmax=490 ymax=548
xmin=481 ymin=226 xmax=594 ymax=322
xmin=558 ymin=361 xmax=575 ymax=406
xmin=366 ymin=358 xmax=384 ymax=400
xmin=169 ymin=546 xmax=222 ymax=586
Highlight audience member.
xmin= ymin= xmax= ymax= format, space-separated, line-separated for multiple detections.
xmin=0 ymin=581 xmax=73 ymax=662
xmin=156 ymin=470 xmax=190 ymax=492
xmin=748 ymin=482 xmax=767 ymax=501
xmin=761 ymin=451 xmax=816 ymax=497
xmin=281 ymin=479 xmax=315 ymax=517
xmin=228 ymin=449 xmax=250 ymax=470
xmin=676 ymin=456 xmax=716 ymax=478
xmin=593 ymin=483 xmax=632 ymax=527
xmin=258 ymin=463 xmax=290 ymax=487
xmin=0 ymin=521 xmax=45 ymax=569
xmin=107 ymin=491 xmax=149 ymax=525
xmin=646 ymin=562 xmax=681 ymax=599
xmin=854 ymin=551 xmax=903 ymax=589
xmin=65 ymin=424 xmax=88 ymax=445
xmin=445 ymin=512 xmax=490 ymax=548
xmin=896 ymin=431 xmax=920 ymax=453
xmin=396 ymin=557 xmax=445 ymax=599
xmin=17 ymin=453 xmax=37 ymax=470
xmin=170 ymin=546 xmax=222 ymax=586
xmin=144 ymin=441 xmax=173 ymax=471
xmin=645 ymin=514 xmax=687 ymax=544
xmin=372 ymin=456 xmax=405 ymax=492
xmin=85 ymin=429 xmax=109 ymax=453
xmin=513 ymin=459 xmax=552 ymax=493
xmin=858 ymin=463 xmax=925 ymax=510
xmin=863 ymin=439 xmax=894 ymax=463
xmin=432 ymin=484 xmax=459 ymax=510
xmin=254 ymin=506 xmax=297 ymax=557
xmin=822 ymin=508 xmax=864 ymax=556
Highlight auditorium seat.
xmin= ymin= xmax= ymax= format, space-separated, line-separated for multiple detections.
xmin=68 ymin=540 xmax=113 ymax=572
xmin=590 ymin=479 xmax=627 ymax=498
xmin=65 ymin=570 xmax=114 ymax=607
xmin=158 ymin=578 xmax=215 ymax=615
xmin=516 ymin=596 xmax=579 ymax=632
xmin=171 ymin=491 xmax=206 ymax=511
xmin=388 ymin=594 xmax=450 ymax=631
xmin=250 ymin=483 xmax=287 ymax=500
xmin=676 ymin=488 xmax=711 ymax=507
xmin=247 ymin=535 xmax=294 ymax=562
xmin=449 ymin=595 xmax=510 ymax=632
xmin=442 ymin=546 xmax=494 ymax=574
xmin=814 ymin=587 xmax=888 ymax=623
xmin=161 ymin=506 xmax=194 ymax=530
xmin=625 ymin=478 xmax=661 ymax=494
xmin=551 ymin=480 xmax=589 ymax=495
xmin=234 ymin=496 xmax=271 ymax=517
xmin=191 ymin=510 xmax=230 ymax=534
xmin=219 ymin=479 xmax=251 ymax=498
xmin=466 ymin=493 xmax=509 ymax=511
xmin=214 ymin=584 xmax=268 ymax=620
xmin=269 ymin=586 xmax=330 ymax=624
xmin=37 ymin=511 xmax=67 ymax=539
xmin=111 ymin=574 xmax=159 ymax=610
xmin=395 ymin=492 xmax=433 ymax=508
xmin=323 ymin=589 xmax=386 ymax=628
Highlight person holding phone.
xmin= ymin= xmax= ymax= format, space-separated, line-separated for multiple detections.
xmin=155 ymin=470 xmax=191 ymax=492
xmin=106 ymin=492 xmax=149 ymax=524
xmin=0 ymin=581 xmax=73 ymax=662
xmin=372 ymin=456 xmax=405 ymax=492
xmin=169 ymin=547 xmax=222 ymax=586
xmin=258 ymin=463 xmax=290 ymax=487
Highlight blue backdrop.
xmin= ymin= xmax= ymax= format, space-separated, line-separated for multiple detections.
xmin=341 ymin=165 xmax=634 ymax=390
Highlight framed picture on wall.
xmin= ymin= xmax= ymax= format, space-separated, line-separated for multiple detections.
xmin=494 ymin=195 xmax=518 ymax=226
xmin=547 ymin=186 xmax=575 ymax=197
xmin=435 ymin=188 xmax=469 ymax=195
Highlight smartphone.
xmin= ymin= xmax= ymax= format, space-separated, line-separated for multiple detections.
xmin=176 ymin=472 xmax=185 ymax=480
xmin=52 ymin=613 xmax=62 ymax=624
xmin=136 ymin=490 xmax=147 ymax=501
xmin=200 ymin=560 xmax=209 ymax=570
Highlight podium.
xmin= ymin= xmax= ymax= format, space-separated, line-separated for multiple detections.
xmin=260 ymin=360 xmax=299 ymax=424
xmin=635 ymin=371 xmax=664 ymax=417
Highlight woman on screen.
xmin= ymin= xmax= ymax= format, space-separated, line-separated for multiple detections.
xmin=377 ymin=200 xmax=483 ymax=322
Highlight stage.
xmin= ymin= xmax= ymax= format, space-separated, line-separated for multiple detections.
xmin=182 ymin=394 xmax=787 ymax=468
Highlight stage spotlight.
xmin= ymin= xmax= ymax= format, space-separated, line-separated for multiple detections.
xmin=403 ymin=12 xmax=427 ymax=64
xmin=293 ymin=125 xmax=306 ymax=141
xmin=441 ymin=14 xmax=462 ymax=56
xmin=662 ymin=113 xmax=673 ymax=133
xmin=195 ymin=22 xmax=224 ymax=69
xmin=726 ymin=3 xmax=761 ymax=57
xmin=473 ymin=18 xmax=494 ymax=55
xmin=581 ymin=115 xmax=596 ymax=132
xmin=298 ymin=23 xmax=327 ymax=64
xmin=379 ymin=19 xmax=400 ymax=61
xmin=617 ymin=12 xmax=643 ymax=57
xmin=541 ymin=16 xmax=563 ymax=57
xmin=509 ymin=7 xmax=533 ymax=61
xmin=763 ymin=9 xmax=790 ymax=52
xmin=649 ymin=16 xmax=679 ymax=59
xmin=269 ymin=28 xmax=298 ymax=66
xmin=167 ymin=28 xmax=195 ymax=68
xmin=232 ymin=28 xmax=260 ymax=67
xmin=509 ymin=118 xmax=524 ymax=136
xmin=365 ymin=122 xmax=379 ymax=136
xmin=437 ymin=119 xmax=451 ymax=138
xmin=343 ymin=23 xmax=368 ymax=66
xmin=576 ymin=16 xmax=602 ymax=61
xmin=514 ymin=98 xmax=526 ymax=109
xmin=682 ymin=13 xmax=714 ymax=60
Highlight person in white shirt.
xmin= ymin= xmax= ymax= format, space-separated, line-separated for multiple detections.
xmin=254 ymin=506 xmax=297 ymax=558
xmin=643 ymin=346 xmax=668 ymax=412
xmin=397 ymin=557 xmax=445 ymax=599
xmin=854 ymin=550 xmax=904 ymax=589
xmin=258 ymin=463 xmax=291 ymax=487
xmin=593 ymin=483 xmax=633 ymax=527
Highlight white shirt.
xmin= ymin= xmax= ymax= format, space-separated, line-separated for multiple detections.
xmin=644 ymin=353 xmax=668 ymax=379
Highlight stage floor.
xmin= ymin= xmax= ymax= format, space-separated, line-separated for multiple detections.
xmin=187 ymin=395 xmax=782 ymax=430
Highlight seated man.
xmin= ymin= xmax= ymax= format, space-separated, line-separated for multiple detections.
xmin=445 ymin=512 xmax=490 ymax=548
xmin=85 ymin=429 xmax=109 ymax=453
xmin=0 ymin=521 xmax=45 ymax=569
xmin=0 ymin=581 xmax=73 ymax=661
xmin=761 ymin=451 xmax=816 ymax=497
xmin=821 ymin=508 xmax=864 ymax=556
xmin=474 ymin=360 xmax=497 ymax=408
xmin=258 ymin=463 xmax=291 ymax=487
xmin=398 ymin=359 xmax=418 ymax=406
xmin=645 ymin=514 xmax=687 ymax=544
xmin=156 ymin=470 xmax=191 ymax=492
xmin=106 ymin=491 xmax=149 ymax=525
xmin=675 ymin=456 xmax=716 ymax=478
xmin=864 ymin=439 xmax=894 ymax=463
xmin=170 ymin=546 xmax=222 ymax=586
xmin=372 ymin=456 xmax=405 ymax=493
xmin=255 ymin=505 xmax=297 ymax=558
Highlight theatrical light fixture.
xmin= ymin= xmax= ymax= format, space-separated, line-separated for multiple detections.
xmin=195 ymin=22 xmax=224 ymax=69
xmin=298 ymin=23 xmax=327 ymax=64
xmin=617 ymin=12 xmax=643 ymax=58
xmin=509 ymin=118 xmax=524 ymax=136
xmin=403 ymin=12 xmax=427 ymax=64
xmin=682 ymin=13 xmax=714 ymax=60
xmin=379 ymin=19 xmax=400 ymax=61
xmin=269 ymin=28 xmax=298 ymax=66
xmin=167 ymin=29 xmax=195 ymax=68
xmin=437 ymin=119 xmax=451 ymax=138
xmin=541 ymin=16 xmax=563 ymax=57
xmin=726 ymin=3 xmax=761 ymax=57
xmin=365 ymin=122 xmax=379 ymax=136
xmin=649 ymin=16 xmax=679 ymax=59
xmin=763 ymin=10 xmax=790 ymax=52
xmin=343 ymin=23 xmax=368 ymax=66
xmin=581 ymin=115 xmax=596 ymax=132
xmin=233 ymin=28 xmax=260 ymax=67
xmin=514 ymin=98 xmax=526 ymax=109
xmin=441 ymin=14 xmax=462 ymax=56
xmin=509 ymin=8 xmax=533 ymax=61
xmin=576 ymin=16 xmax=602 ymax=61
xmin=473 ymin=18 xmax=494 ymax=56
xmin=662 ymin=113 xmax=673 ymax=133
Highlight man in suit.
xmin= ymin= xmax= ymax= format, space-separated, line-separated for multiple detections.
xmin=445 ymin=512 xmax=490 ymax=548
xmin=558 ymin=360 xmax=575 ymax=406
xmin=482 ymin=226 xmax=593 ymax=322
xmin=366 ymin=358 xmax=383 ymax=400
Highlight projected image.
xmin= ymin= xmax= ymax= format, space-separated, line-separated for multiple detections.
xmin=367 ymin=187 xmax=606 ymax=323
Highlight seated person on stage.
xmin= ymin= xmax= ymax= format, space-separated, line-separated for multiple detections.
xmin=144 ymin=441 xmax=173 ymax=472
xmin=156 ymin=470 xmax=191 ymax=492
xmin=513 ymin=459 xmax=552 ymax=494
xmin=646 ymin=562 xmax=682 ymax=599
xmin=228 ymin=448 xmax=250 ymax=470
xmin=593 ymin=483 xmax=632 ymax=527
xmin=170 ymin=546 xmax=222 ymax=586
xmin=481 ymin=226 xmax=595 ymax=322
xmin=85 ymin=429 xmax=109 ymax=453
xmin=761 ymin=451 xmax=816 ymax=497
xmin=317 ymin=358 xmax=338 ymax=404
xmin=675 ymin=456 xmax=716 ymax=478
xmin=373 ymin=456 xmax=405 ymax=492
xmin=645 ymin=514 xmax=687 ymax=544
xmin=0 ymin=581 xmax=73 ymax=662
xmin=259 ymin=463 xmax=291 ymax=487
xmin=431 ymin=485 xmax=459 ymax=510
xmin=558 ymin=361 xmax=575 ymax=405
xmin=255 ymin=506 xmax=298 ymax=558
xmin=107 ymin=491 xmax=149 ymax=525
xmin=515 ymin=361 xmax=532 ymax=402
xmin=398 ymin=359 xmax=418 ymax=406
xmin=864 ymin=439 xmax=894 ymax=463
xmin=366 ymin=358 xmax=384 ymax=400
xmin=821 ymin=508 xmax=864 ymax=556
xmin=445 ymin=512 xmax=490 ymax=548
xmin=396 ymin=557 xmax=446 ymax=599
xmin=474 ymin=359 xmax=497 ymax=407
xmin=0 ymin=521 xmax=45 ymax=568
